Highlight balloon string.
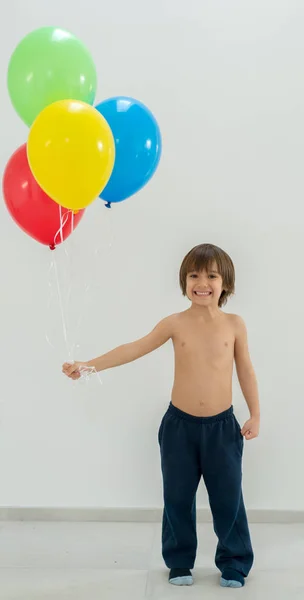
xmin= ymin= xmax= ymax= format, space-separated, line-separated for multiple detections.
xmin=45 ymin=257 xmax=56 ymax=350
xmin=71 ymin=210 xmax=74 ymax=237
xmin=46 ymin=204 xmax=105 ymax=387
xmin=77 ymin=365 xmax=104 ymax=387
xmin=59 ymin=205 xmax=64 ymax=245
xmin=67 ymin=206 xmax=114 ymax=385
xmin=52 ymin=208 xmax=69 ymax=249
xmin=46 ymin=207 xmax=72 ymax=358
xmin=104 ymin=200 xmax=115 ymax=250
xmin=53 ymin=252 xmax=71 ymax=360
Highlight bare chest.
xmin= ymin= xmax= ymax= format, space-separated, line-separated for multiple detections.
xmin=173 ymin=322 xmax=235 ymax=366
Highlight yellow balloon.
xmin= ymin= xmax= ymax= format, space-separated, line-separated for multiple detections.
xmin=27 ymin=100 xmax=115 ymax=211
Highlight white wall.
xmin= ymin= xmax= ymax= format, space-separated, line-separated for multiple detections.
xmin=0 ymin=0 xmax=303 ymax=512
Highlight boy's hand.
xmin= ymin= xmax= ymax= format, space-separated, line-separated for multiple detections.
xmin=62 ymin=361 xmax=87 ymax=380
xmin=241 ymin=416 xmax=260 ymax=440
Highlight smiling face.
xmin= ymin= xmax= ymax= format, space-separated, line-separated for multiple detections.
xmin=179 ymin=244 xmax=235 ymax=308
xmin=186 ymin=261 xmax=224 ymax=306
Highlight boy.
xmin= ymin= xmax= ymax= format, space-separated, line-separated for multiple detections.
xmin=63 ymin=243 xmax=260 ymax=589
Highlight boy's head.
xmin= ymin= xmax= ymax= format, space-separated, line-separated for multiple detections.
xmin=179 ymin=244 xmax=235 ymax=308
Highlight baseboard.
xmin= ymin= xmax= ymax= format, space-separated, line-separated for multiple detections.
xmin=0 ymin=507 xmax=303 ymax=523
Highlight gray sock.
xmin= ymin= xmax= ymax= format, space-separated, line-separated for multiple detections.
xmin=169 ymin=568 xmax=193 ymax=586
xmin=221 ymin=577 xmax=243 ymax=588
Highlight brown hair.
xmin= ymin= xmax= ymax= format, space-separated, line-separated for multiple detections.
xmin=179 ymin=243 xmax=235 ymax=307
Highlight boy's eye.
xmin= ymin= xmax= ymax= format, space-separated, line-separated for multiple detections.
xmin=189 ymin=274 xmax=198 ymax=278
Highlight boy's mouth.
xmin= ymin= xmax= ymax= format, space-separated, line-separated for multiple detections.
xmin=194 ymin=291 xmax=212 ymax=297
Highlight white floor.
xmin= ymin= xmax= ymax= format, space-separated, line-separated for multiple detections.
xmin=0 ymin=521 xmax=303 ymax=599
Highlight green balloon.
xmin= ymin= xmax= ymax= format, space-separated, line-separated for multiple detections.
xmin=7 ymin=27 xmax=97 ymax=126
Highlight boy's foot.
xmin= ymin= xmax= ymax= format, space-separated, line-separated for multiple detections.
xmin=220 ymin=578 xmax=243 ymax=588
xmin=169 ymin=568 xmax=193 ymax=586
xmin=220 ymin=569 xmax=245 ymax=588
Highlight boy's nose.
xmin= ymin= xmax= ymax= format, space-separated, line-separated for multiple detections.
xmin=198 ymin=276 xmax=208 ymax=285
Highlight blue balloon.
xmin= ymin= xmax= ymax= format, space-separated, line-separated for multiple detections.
xmin=95 ymin=97 xmax=162 ymax=205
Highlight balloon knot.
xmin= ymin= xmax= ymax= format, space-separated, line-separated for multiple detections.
xmin=105 ymin=202 xmax=112 ymax=209
xmin=49 ymin=243 xmax=56 ymax=251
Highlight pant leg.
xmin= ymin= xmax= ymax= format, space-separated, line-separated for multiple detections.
xmin=159 ymin=409 xmax=201 ymax=569
xmin=201 ymin=413 xmax=254 ymax=579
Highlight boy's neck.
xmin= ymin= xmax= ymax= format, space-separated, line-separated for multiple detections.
xmin=188 ymin=303 xmax=223 ymax=322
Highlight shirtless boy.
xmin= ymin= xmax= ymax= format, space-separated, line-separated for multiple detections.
xmin=63 ymin=243 xmax=260 ymax=589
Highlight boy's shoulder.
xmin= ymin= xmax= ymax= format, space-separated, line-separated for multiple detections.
xmin=159 ymin=312 xmax=188 ymax=333
xmin=226 ymin=312 xmax=246 ymax=322
xmin=225 ymin=313 xmax=247 ymax=334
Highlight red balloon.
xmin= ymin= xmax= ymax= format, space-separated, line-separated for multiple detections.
xmin=2 ymin=144 xmax=84 ymax=249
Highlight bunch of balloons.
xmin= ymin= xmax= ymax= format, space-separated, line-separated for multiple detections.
xmin=3 ymin=27 xmax=162 ymax=249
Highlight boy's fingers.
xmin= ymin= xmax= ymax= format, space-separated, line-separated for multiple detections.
xmin=62 ymin=363 xmax=81 ymax=380
xmin=66 ymin=364 xmax=78 ymax=376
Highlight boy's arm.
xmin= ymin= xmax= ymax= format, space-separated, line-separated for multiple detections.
xmin=63 ymin=316 xmax=174 ymax=378
xmin=233 ymin=315 xmax=260 ymax=439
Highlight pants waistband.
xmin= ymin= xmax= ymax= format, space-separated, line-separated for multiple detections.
xmin=167 ymin=402 xmax=234 ymax=424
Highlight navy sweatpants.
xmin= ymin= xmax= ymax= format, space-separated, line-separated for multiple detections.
xmin=158 ymin=403 xmax=254 ymax=579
